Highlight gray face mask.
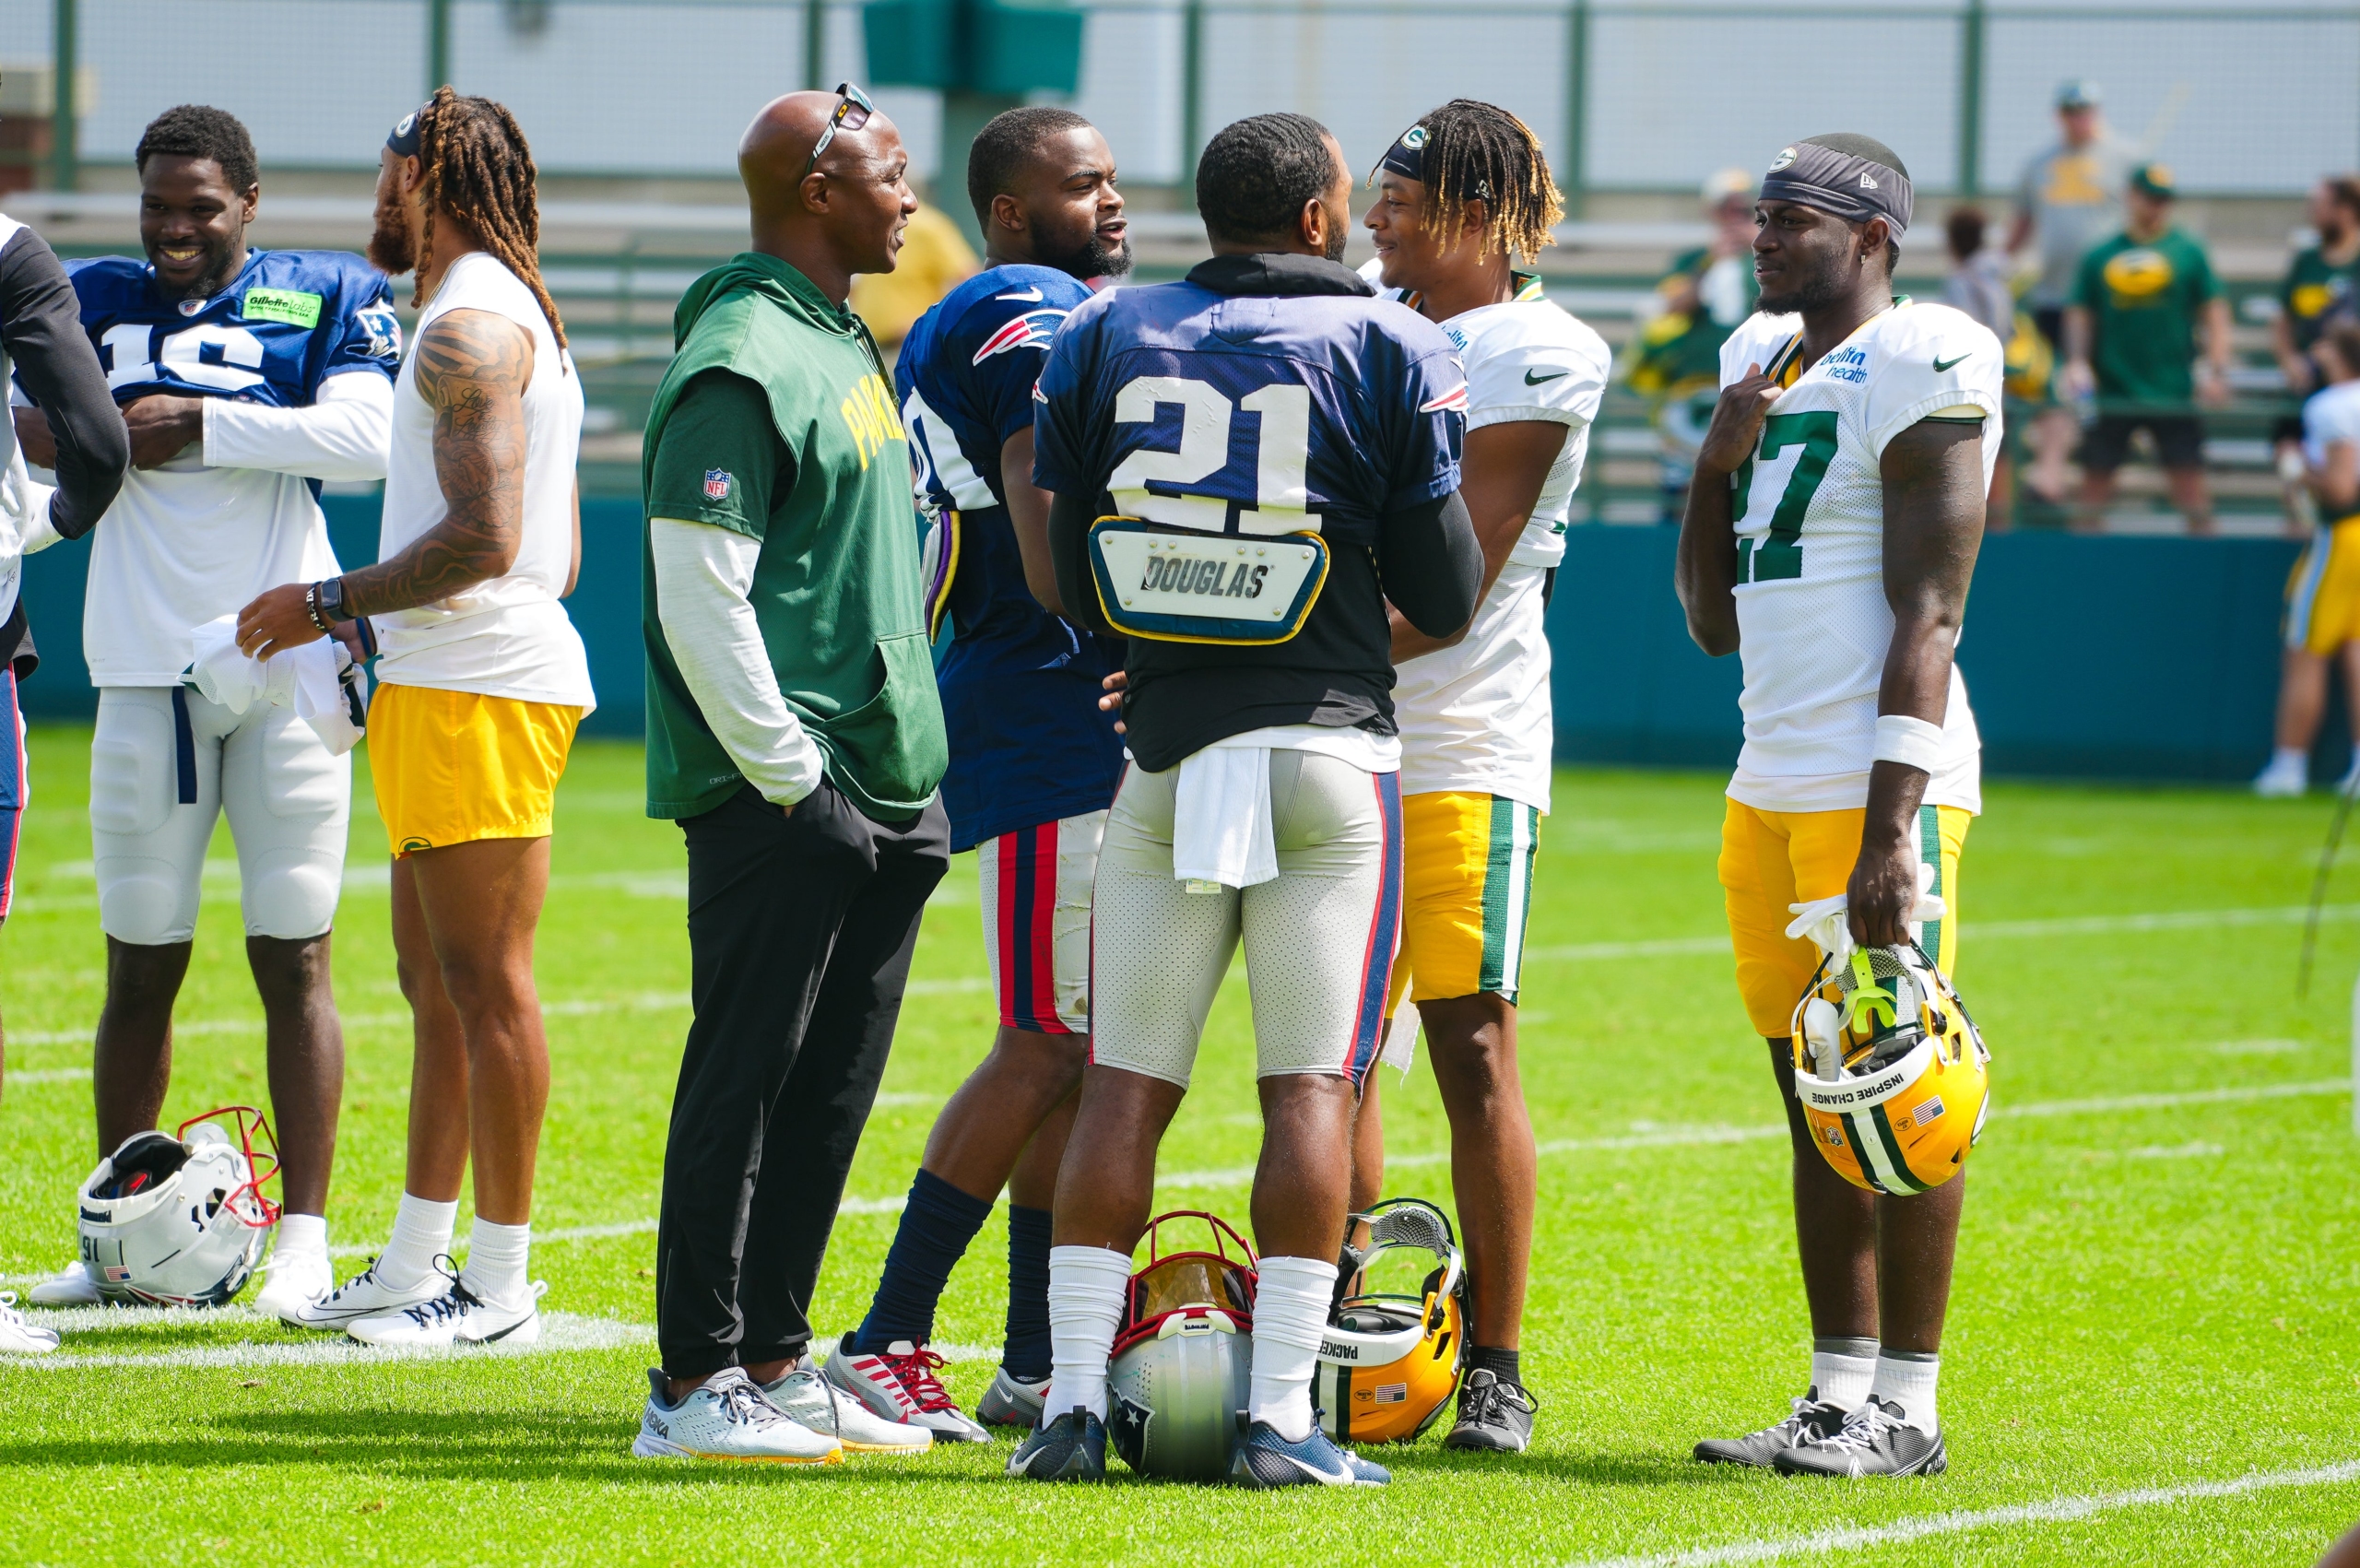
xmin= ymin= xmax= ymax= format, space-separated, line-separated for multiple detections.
xmin=1758 ymin=140 xmax=1912 ymax=238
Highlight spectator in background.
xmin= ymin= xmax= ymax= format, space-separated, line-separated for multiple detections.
xmin=850 ymin=200 xmax=978 ymax=353
xmin=2009 ymin=79 xmax=2138 ymax=511
xmin=1944 ymin=206 xmax=2019 ymax=527
xmin=2255 ymin=319 xmax=2360 ymax=797
xmin=2273 ymin=176 xmax=2360 ymax=408
xmin=2063 ymin=163 xmax=2231 ymax=535
xmin=1625 ymin=168 xmax=1757 ymax=522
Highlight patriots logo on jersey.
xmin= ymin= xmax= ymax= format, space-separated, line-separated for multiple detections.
xmin=973 ymin=309 xmax=1069 ymax=365
xmin=355 ymin=306 xmax=402 ymax=360
xmin=1420 ymin=382 xmax=1470 ymax=414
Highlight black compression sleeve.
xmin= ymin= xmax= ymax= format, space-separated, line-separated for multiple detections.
xmin=1049 ymin=491 xmax=1116 ymax=637
xmin=0 ymin=227 xmax=125 ymax=540
xmin=1378 ymin=489 xmax=1481 ymax=638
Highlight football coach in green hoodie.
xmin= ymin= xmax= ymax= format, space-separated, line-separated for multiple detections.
xmin=634 ymin=85 xmax=952 ymax=1459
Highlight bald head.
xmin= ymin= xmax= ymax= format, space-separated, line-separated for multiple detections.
xmin=736 ymin=88 xmax=917 ymax=304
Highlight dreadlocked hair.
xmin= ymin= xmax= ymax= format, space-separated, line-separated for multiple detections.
xmin=1385 ymin=99 xmax=1564 ymax=264
xmin=413 ymin=86 xmax=569 ymax=370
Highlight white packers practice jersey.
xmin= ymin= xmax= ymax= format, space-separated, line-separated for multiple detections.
xmin=2304 ymin=379 xmax=2360 ymax=475
xmin=1363 ymin=265 xmax=1608 ymax=808
xmin=1718 ymin=299 xmax=2002 ymax=814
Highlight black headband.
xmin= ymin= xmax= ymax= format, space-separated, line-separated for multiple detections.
xmin=1758 ymin=140 xmax=1911 ymax=238
xmin=1376 ymin=121 xmax=1493 ymax=200
xmin=386 ymin=105 xmax=427 ymax=158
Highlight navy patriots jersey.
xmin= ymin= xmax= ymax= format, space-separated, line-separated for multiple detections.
xmin=65 ymin=249 xmax=398 ymax=410
xmin=1032 ymin=270 xmax=1465 ymax=544
xmin=897 ymin=263 xmax=1123 ymax=852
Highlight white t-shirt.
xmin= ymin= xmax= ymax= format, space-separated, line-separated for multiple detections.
xmin=374 ymin=252 xmax=592 ymax=709
xmin=1363 ymin=268 xmax=1609 ymax=808
xmin=2304 ymin=379 xmax=2360 ymax=474
xmin=78 ymin=376 xmax=393 ymax=686
xmin=1718 ymin=301 xmax=2003 ymax=815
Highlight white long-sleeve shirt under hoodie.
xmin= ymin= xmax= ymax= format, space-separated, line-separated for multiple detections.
xmin=648 ymin=515 xmax=825 ymax=809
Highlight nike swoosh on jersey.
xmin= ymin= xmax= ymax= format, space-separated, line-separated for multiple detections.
xmin=1524 ymin=368 xmax=1569 ymax=385
xmin=997 ymin=287 xmax=1045 ymax=301
xmin=1932 ymin=352 xmax=1969 ymax=371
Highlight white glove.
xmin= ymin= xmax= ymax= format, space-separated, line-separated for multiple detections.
xmin=1784 ymin=863 xmax=1949 ymax=961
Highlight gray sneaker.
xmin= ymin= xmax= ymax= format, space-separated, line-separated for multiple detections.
xmin=761 ymin=1361 xmax=932 ymax=1453
xmin=976 ymin=1366 xmax=1051 ymax=1430
xmin=633 ymin=1366 xmax=842 ymax=1465
xmin=1774 ymin=1395 xmax=1947 ymax=1478
xmin=1693 ymin=1386 xmax=1852 ymax=1468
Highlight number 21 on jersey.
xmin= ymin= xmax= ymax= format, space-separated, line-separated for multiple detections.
xmin=1108 ymin=375 xmax=1314 ymax=536
xmin=1733 ymin=410 xmax=1836 ymax=583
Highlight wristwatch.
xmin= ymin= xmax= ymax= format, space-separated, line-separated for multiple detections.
xmin=316 ymin=576 xmax=349 ymax=624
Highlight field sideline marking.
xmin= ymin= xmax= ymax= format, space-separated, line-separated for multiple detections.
xmin=1528 ymin=902 xmax=2360 ymax=963
xmin=1564 ymin=1457 xmax=2360 ymax=1568
xmin=2 ymin=1310 xmax=650 ymax=1371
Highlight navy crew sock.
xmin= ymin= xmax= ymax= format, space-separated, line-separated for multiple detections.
xmin=853 ymin=1168 xmax=993 ymax=1353
xmin=1001 ymin=1203 xmax=1055 ymax=1383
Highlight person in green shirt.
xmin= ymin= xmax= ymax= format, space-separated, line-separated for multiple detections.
xmin=632 ymin=83 xmax=952 ymax=1465
xmin=1627 ymin=168 xmax=1759 ymax=521
xmin=2272 ymin=177 xmax=2360 ymax=454
xmin=2063 ymin=162 xmax=2232 ymax=534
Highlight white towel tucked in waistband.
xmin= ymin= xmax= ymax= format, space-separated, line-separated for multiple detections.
xmin=1172 ymin=744 xmax=1278 ymax=890
xmin=186 ymin=614 xmax=368 ymax=756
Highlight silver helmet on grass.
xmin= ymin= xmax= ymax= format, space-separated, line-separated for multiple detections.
xmin=77 ymin=1106 xmax=280 ymax=1307
xmin=1106 ymin=1210 xmax=1257 ymax=1481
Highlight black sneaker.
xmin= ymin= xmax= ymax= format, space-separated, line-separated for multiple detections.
xmin=1773 ymin=1395 xmax=1947 ymax=1478
xmin=1443 ymin=1368 xmax=1539 ymax=1452
xmin=1693 ymin=1386 xmax=1851 ymax=1468
xmin=1007 ymin=1406 xmax=1107 ymax=1481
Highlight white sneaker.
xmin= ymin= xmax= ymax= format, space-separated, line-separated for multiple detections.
xmin=633 ymin=1366 xmax=843 ymax=1464
xmin=0 ymin=1292 xmax=59 ymax=1354
xmin=976 ymin=1365 xmax=1051 ymax=1429
xmin=346 ymin=1272 xmax=546 ymax=1349
xmin=250 ymin=1248 xmax=334 ymax=1322
xmin=2255 ymin=754 xmax=2309 ymax=797
xmin=820 ymin=1334 xmax=991 ymax=1444
xmin=761 ymin=1361 xmax=932 ymax=1453
xmin=27 ymin=1261 xmax=99 ymax=1307
xmin=284 ymin=1256 xmax=443 ymax=1331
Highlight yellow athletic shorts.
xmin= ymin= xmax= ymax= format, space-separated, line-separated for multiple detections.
xmin=368 ymin=683 xmax=582 ymax=857
xmin=1717 ymin=798 xmax=1969 ymax=1039
xmin=1385 ymin=790 xmax=1543 ymax=1008
xmin=2284 ymin=516 xmax=2360 ymax=655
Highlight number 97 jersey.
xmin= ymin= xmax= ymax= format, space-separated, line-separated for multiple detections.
xmin=1718 ymin=300 xmax=2003 ymax=814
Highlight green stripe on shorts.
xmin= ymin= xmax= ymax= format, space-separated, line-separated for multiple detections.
xmin=1480 ymin=797 xmax=1541 ymax=1001
xmin=1918 ymin=803 xmax=1942 ymax=962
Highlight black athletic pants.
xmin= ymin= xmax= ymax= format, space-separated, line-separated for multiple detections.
xmin=655 ymin=779 xmax=949 ymax=1376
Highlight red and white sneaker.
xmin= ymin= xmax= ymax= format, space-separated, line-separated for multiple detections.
xmin=820 ymin=1334 xmax=990 ymax=1444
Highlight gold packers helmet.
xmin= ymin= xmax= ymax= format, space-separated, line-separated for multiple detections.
xmin=1790 ymin=943 xmax=1990 ymax=1195
xmin=1313 ymin=1198 xmax=1466 ymax=1444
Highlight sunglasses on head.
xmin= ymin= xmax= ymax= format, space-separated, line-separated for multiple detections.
xmin=805 ymin=82 xmax=876 ymax=178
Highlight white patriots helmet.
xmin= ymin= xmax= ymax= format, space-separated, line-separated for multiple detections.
xmin=76 ymin=1106 xmax=280 ymax=1307
xmin=1105 ymin=1211 xmax=1258 ymax=1481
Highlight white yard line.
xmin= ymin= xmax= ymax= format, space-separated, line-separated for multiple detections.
xmin=1564 ymin=1458 xmax=2360 ymax=1568
xmin=1528 ymin=902 xmax=2360 ymax=964
xmin=2 ymin=1310 xmax=650 ymax=1371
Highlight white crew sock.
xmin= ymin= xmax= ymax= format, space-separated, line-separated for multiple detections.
xmin=1869 ymin=1350 xmax=1940 ymax=1432
xmin=2272 ymin=746 xmax=2308 ymax=774
xmin=1045 ymin=1245 xmax=1132 ymax=1422
xmin=272 ymin=1211 xmax=328 ymax=1262
xmin=1247 ymin=1255 xmax=1339 ymax=1444
xmin=1810 ymin=1335 xmax=1879 ymax=1411
xmin=462 ymin=1218 xmax=532 ymax=1307
xmin=377 ymin=1193 xmax=459 ymax=1292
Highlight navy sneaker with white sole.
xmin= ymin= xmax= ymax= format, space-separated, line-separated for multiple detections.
xmin=1229 ymin=1417 xmax=1390 ymax=1489
xmin=1008 ymin=1406 xmax=1106 ymax=1480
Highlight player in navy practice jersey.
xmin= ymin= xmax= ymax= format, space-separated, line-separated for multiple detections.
xmin=1010 ymin=113 xmax=1481 ymax=1488
xmin=16 ymin=108 xmax=396 ymax=1319
xmin=820 ymin=107 xmax=1132 ymax=1442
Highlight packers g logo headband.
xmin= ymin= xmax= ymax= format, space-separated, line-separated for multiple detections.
xmin=1375 ymin=121 xmax=1491 ymax=200
xmin=386 ymin=106 xmax=427 ymax=158
xmin=1759 ymin=137 xmax=1912 ymax=238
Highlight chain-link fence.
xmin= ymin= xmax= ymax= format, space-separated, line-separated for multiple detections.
xmin=4 ymin=0 xmax=2356 ymax=195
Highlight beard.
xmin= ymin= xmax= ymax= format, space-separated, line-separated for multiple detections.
xmin=1044 ymin=230 xmax=1133 ymax=284
xmin=1323 ymin=221 xmax=1348 ymax=264
xmin=367 ymin=188 xmax=419 ymax=277
xmin=149 ymin=235 xmax=242 ymax=301
xmin=1756 ymin=254 xmax=1849 ymax=316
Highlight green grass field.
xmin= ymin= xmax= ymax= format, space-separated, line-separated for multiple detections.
xmin=6 ymin=726 xmax=2360 ymax=1565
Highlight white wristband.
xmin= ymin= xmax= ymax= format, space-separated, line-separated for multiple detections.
xmin=1873 ymin=713 xmax=1945 ymax=773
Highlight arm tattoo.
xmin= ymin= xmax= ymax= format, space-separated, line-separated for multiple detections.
xmin=338 ymin=309 xmax=532 ymax=618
